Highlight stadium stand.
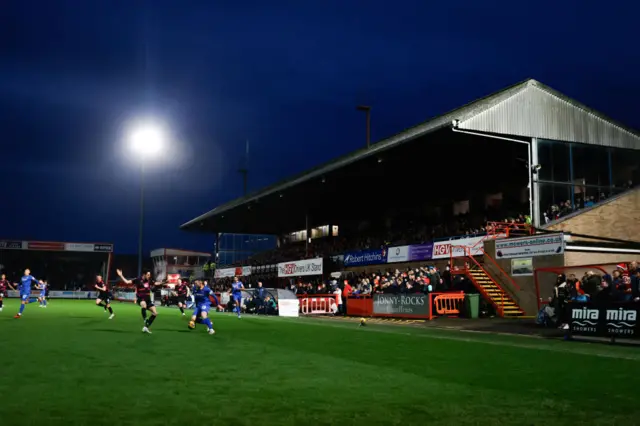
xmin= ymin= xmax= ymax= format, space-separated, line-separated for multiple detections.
xmin=182 ymin=78 xmax=640 ymax=319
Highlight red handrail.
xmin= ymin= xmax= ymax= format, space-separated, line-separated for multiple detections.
xmin=486 ymin=221 xmax=534 ymax=237
xmin=480 ymin=249 xmax=522 ymax=292
xmin=448 ymin=244 xmax=521 ymax=292
xmin=450 ymin=246 xmax=507 ymax=316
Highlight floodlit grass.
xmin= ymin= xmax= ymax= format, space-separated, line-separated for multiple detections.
xmin=0 ymin=300 xmax=639 ymax=425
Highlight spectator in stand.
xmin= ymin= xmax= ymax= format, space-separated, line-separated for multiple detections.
xmin=611 ymin=269 xmax=626 ymax=301
xmin=595 ymin=273 xmax=613 ymax=303
xmin=333 ymin=285 xmax=342 ymax=315
xmin=342 ymin=280 xmax=352 ymax=316
xmin=553 ymin=274 xmax=570 ymax=330
xmin=632 ymin=266 xmax=640 ymax=302
xmin=428 ymin=266 xmax=442 ymax=291
xmin=580 ymin=271 xmax=601 ymax=300
xmin=360 ymin=279 xmax=372 ymax=295
xmin=442 ymin=265 xmax=452 ymax=290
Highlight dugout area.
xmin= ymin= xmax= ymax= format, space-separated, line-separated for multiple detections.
xmin=0 ymin=241 xmax=113 ymax=289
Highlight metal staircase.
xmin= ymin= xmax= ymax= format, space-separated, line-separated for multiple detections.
xmin=466 ymin=267 xmax=524 ymax=317
xmin=449 ymin=233 xmax=527 ymax=318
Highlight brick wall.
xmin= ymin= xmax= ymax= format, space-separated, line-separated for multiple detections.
xmin=564 ymin=251 xmax=640 ymax=267
xmin=482 ymin=239 xmax=564 ymax=315
xmin=545 ymin=188 xmax=640 ymax=242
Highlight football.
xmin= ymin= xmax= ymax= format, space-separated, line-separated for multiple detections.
xmin=188 ymin=320 xmax=196 ymax=329
xmin=360 ymin=318 xmax=367 ymax=326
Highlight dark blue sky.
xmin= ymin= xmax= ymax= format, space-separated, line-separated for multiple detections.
xmin=1 ymin=0 xmax=637 ymax=254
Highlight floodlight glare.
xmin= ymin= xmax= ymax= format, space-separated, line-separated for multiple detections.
xmin=129 ymin=124 xmax=164 ymax=156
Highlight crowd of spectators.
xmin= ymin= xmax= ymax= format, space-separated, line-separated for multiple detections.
xmin=240 ymin=183 xmax=638 ymax=269
xmin=281 ymin=263 xmax=495 ymax=317
xmin=543 ymin=181 xmax=635 ymax=224
xmin=285 ymin=265 xmax=476 ymax=298
xmin=542 ymin=261 xmax=640 ymax=329
xmin=223 ymin=211 xmax=531 ymax=268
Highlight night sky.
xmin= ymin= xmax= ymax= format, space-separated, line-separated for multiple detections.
xmin=1 ymin=1 xmax=637 ymax=254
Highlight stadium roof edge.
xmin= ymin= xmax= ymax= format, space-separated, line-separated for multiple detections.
xmin=181 ymin=78 xmax=640 ymax=229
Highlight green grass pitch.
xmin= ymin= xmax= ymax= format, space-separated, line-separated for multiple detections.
xmin=0 ymin=299 xmax=639 ymax=425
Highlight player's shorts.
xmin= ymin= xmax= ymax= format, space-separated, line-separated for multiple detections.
xmin=40 ymin=293 xmax=46 ymax=298
xmin=193 ymin=304 xmax=211 ymax=318
xmin=176 ymin=296 xmax=187 ymax=305
xmin=98 ymin=292 xmax=111 ymax=303
xmin=21 ymin=293 xmax=29 ymax=301
xmin=233 ymin=294 xmax=242 ymax=303
xmin=0 ymin=292 xmax=4 ymax=298
xmin=137 ymin=297 xmax=154 ymax=307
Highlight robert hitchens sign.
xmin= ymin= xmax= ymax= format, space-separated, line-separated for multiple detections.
xmin=343 ymin=249 xmax=387 ymax=266
xmin=277 ymin=258 xmax=323 ymax=277
xmin=570 ymin=304 xmax=638 ymax=338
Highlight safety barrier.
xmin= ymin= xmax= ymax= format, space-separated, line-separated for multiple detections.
xmin=431 ymin=293 xmax=465 ymax=318
xmin=342 ymin=292 xmax=465 ymax=320
xmin=297 ymin=294 xmax=340 ymax=315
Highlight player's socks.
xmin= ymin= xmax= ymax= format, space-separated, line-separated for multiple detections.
xmin=141 ymin=308 xmax=147 ymax=321
xmin=0 ymin=299 xmax=3 ymax=308
xmin=43 ymin=300 xmax=47 ymax=307
xmin=108 ymin=306 xmax=113 ymax=314
xmin=179 ymin=306 xmax=184 ymax=314
xmin=203 ymin=317 xmax=213 ymax=330
xmin=19 ymin=304 xmax=25 ymax=314
xmin=146 ymin=314 xmax=157 ymax=327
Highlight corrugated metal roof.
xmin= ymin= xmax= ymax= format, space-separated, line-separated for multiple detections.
xmin=458 ymin=80 xmax=640 ymax=149
xmin=181 ymin=79 xmax=640 ymax=229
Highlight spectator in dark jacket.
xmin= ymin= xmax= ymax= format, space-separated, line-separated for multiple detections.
xmin=255 ymin=281 xmax=267 ymax=310
xmin=629 ymin=262 xmax=639 ymax=302
xmin=611 ymin=270 xmax=626 ymax=301
xmin=595 ymin=274 xmax=613 ymax=303
xmin=581 ymin=271 xmax=601 ymax=299
xmin=554 ymin=274 xmax=570 ymax=329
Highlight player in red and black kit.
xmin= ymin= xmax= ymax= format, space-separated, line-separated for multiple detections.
xmin=0 ymin=273 xmax=16 ymax=313
xmin=116 ymin=269 xmax=158 ymax=334
xmin=94 ymin=274 xmax=115 ymax=319
xmin=175 ymin=279 xmax=190 ymax=316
